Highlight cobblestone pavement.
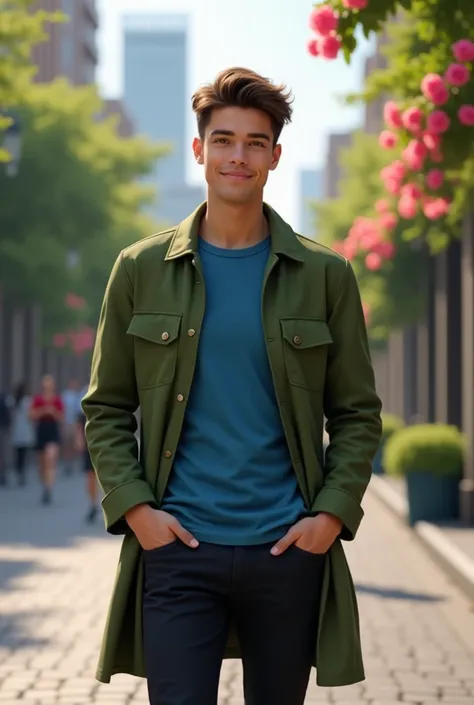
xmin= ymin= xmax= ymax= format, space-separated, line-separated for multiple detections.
xmin=0 ymin=466 xmax=474 ymax=704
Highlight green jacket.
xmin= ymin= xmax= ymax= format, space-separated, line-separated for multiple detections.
xmin=83 ymin=202 xmax=382 ymax=687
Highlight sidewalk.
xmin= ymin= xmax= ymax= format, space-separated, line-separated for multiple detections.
xmin=369 ymin=474 xmax=474 ymax=602
xmin=1 ymin=466 xmax=474 ymax=704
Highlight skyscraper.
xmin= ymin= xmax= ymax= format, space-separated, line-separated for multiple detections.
xmin=123 ymin=14 xmax=205 ymax=226
xmin=298 ymin=168 xmax=324 ymax=239
xmin=32 ymin=0 xmax=98 ymax=85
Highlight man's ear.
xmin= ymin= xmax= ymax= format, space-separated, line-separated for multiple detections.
xmin=269 ymin=143 xmax=282 ymax=172
xmin=192 ymin=137 xmax=204 ymax=165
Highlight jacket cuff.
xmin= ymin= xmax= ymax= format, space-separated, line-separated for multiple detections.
xmin=101 ymin=479 xmax=158 ymax=535
xmin=309 ymin=487 xmax=364 ymax=541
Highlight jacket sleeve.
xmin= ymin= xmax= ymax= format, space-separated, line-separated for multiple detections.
xmin=82 ymin=251 xmax=158 ymax=535
xmin=311 ymin=260 xmax=382 ymax=541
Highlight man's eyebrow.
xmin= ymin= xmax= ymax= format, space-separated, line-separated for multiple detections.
xmin=209 ymin=129 xmax=271 ymax=141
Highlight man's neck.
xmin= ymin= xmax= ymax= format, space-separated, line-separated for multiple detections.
xmin=200 ymin=194 xmax=269 ymax=249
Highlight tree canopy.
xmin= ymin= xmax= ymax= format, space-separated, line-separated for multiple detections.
xmin=0 ymin=79 xmax=166 ymax=340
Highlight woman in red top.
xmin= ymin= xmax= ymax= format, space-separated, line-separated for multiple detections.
xmin=30 ymin=374 xmax=64 ymax=504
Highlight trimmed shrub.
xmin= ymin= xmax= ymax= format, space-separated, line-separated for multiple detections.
xmin=380 ymin=412 xmax=405 ymax=447
xmin=383 ymin=423 xmax=465 ymax=477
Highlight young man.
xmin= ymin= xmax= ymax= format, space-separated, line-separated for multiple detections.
xmin=83 ymin=67 xmax=382 ymax=705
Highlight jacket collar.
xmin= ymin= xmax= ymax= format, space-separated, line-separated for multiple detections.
xmin=164 ymin=201 xmax=304 ymax=263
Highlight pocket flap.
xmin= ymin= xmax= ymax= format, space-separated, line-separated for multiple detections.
xmin=280 ymin=318 xmax=333 ymax=349
xmin=126 ymin=313 xmax=181 ymax=345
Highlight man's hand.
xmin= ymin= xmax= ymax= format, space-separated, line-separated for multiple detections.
xmin=270 ymin=513 xmax=343 ymax=556
xmin=125 ymin=504 xmax=199 ymax=552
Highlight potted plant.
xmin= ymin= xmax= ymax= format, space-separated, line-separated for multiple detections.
xmin=372 ymin=413 xmax=405 ymax=475
xmin=383 ymin=423 xmax=465 ymax=525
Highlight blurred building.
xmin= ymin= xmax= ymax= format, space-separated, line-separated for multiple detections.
xmin=323 ymin=132 xmax=353 ymax=199
xmin=32 ymin=0 xmax=98 ymax=85
xmin=363 ymin=28 xmax=390 ymax=134
xmin=298 ymin=168 xmax=324 ymax=239
xmin=123 ymin=13 xmax=205 ymax=226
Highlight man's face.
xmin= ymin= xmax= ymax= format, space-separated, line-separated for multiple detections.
xmin=193 ymin=106 xmax=282 ymax=205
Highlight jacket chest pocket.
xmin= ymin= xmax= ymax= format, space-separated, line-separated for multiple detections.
xmin=280 ymin=318 xmax=333 ymax=392
xmin=127 ymin=313 xmax=182 ymax=389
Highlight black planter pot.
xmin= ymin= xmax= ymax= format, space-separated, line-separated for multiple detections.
xmin=406 ymin=471 xmax=460 ymax=526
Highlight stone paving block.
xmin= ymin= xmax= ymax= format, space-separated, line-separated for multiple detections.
xmin=1 ymin=478 xmax=474 ymax=705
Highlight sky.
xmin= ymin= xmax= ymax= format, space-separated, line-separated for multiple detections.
xmin=96 ymin=0 xmax=373 ymax=226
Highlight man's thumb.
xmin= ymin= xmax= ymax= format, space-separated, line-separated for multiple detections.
xmin=270 ymin=529 xmax=297 ymax=556
xmin=170 ymin=518 xmax=199 ymax=548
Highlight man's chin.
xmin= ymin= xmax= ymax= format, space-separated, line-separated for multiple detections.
xmin=213 ymin=187 xmax=259 ymax=206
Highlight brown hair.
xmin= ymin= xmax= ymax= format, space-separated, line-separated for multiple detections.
xmin=192 ymin=67 xmax=293 ymax=145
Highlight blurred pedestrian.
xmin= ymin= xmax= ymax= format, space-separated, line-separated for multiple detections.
xmin=0 ymin=390 xmax=11 ymax=486
xmin=74 ymin=408 xmax=99 ymax=523
xmin=10 ymin=381 xmax=35 ymax=486
xmin=61 ymin=378 xmax=81 ymax=475
xmin=30 ymin=374 xmax=64 ymax=505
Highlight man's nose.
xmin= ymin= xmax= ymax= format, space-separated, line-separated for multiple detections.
xmin=229 ymin=143 xmax=247 ymax=164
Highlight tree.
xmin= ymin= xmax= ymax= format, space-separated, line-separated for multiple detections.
xmin=313 ymin=131 xmax=426 ymax=345
xmin=0 ymin=79 xmax=167 ymax=340
xmin=0 ymin=0 xmax=61 ymax=161
xmin=307 ymin=0 xmax=474 ymax=342
xmin=307 ymin=1 xmax=474 ymax=244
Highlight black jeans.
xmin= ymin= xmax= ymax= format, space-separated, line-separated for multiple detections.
xmin=143 ymin=541 xmax=325 ymax=705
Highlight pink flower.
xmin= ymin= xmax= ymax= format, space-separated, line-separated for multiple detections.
xmin=379 ymin=130 xmax=398 ymax=149
xmin=318 ymin=34 xmax=341 ymax=60
xmin=359 ymin=228 xmax=382 ymax=252
xmin=452 ymin=39 xmax=474 ymax=63
xmin=431 ymin=149 xmax=444 ymax=163
xmin=331 ymin=241 xmax=344 ymax=254
xmin=379 ymin=212 xmax=397 ymax=232
xmin=376 ymin=241 xmax=396 ymax=260
xmin=342 ymin=239 xmax=358 ymax=261
xmin=375 ymin=198 xmax=390 ymax=213
xmin=390 ymin=160 xmax=406 ymax=179
xmin=398 ymin=197 xmax=418 ymax=219
xmin=426 ymin=110 xmax=451 ymax=134
xmin=421 ymin=73 xmax=449 ymax=105
xmin=52 ymin=333 xmax=67 ymax=349
xmin=384 ymin=178 xmax=402 ymax=195
xmin=307 ymin=38 xmax=319 ymax=57
xmin=381 ymin=161 xmax=405 ymax=182
xmin=380 ymin=161 xmax=406 ymax=195
xmin=384 ymin=101 xmax=403 ymax=129
xmin=423 ymin=197 xmax=450 ymax=220
xmin=342 ymin=0 xmax=368 ymax=8
xmin=400 ymin=183 xmax=423 ymax=200
xmin=402 ymin=106 xmax=424 ymax=133
xmin=365 ymin=252 xmax=382 ymax=271
xmin=65 ymin=292 xmax=86 ymax=310
xmin=426 ymin=169 xmax=444 ymax=190
xmin=445 ymin=63 xmax=470 ymax=87
xmin=309 ymin=6 xmax=339 ymax=36
xmin=422 ymin=132 xmax=441 ymax=151
xmin=402 ymin=140 xmax=427 ymax=171
xmin=458 ymin=105 xmax=474 ymax=126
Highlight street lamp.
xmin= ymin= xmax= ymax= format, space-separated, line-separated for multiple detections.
xmin=1 ymin=111 xmax=22 ymax=177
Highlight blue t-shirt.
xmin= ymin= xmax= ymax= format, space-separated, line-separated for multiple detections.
xmin=161 ymin=236 xmax=305 ymax=545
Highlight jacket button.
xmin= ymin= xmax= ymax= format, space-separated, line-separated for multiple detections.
xmin=161 ymin=332 xmax=170 ymax=341
xmin=188 ymin=329 xmax=196 ymax=337
xmin=164 ymin=450 xmax=172 ymax=458
xmin=177 ymin=394 xmax=184 ymax=402
xmin=293 ymin=335 xmax=301 ymax=345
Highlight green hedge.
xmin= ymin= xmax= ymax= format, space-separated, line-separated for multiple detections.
xmin=380 ymin=413 xmax=405 ymax=447
xmin=383 ymin=423 xmax=465 ymax=477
